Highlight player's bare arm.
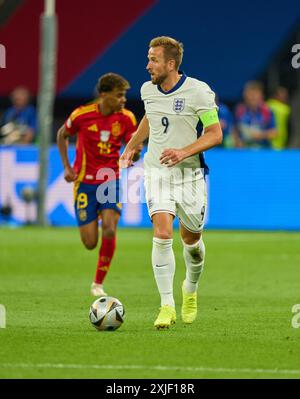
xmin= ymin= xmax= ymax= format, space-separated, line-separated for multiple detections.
xmin=120 ymin=115 xmax=150 ymax=168
xmin=57 ymin=124 xmax=78 ymax=182
xmin=160 ymin=122 xmax=223 ymax=167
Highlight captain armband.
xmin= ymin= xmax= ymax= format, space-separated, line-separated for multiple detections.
xmin=199 ymin=109 xmax=219 ymax=128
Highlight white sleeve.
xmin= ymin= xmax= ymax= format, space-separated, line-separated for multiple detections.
xmin=140 ymin=82 xmax=148 ymax=101
xmin=194 ymin=83 xmax=218 ymax=117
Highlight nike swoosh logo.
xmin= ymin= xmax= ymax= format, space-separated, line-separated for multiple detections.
xmin=155 ymin=264 xmax=168 ymax=268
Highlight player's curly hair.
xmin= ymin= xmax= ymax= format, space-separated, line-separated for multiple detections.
xmin=149 ymin=36 xmax=184 ymax=70
xmin=97 ymin=73 xmax=130 ymax=94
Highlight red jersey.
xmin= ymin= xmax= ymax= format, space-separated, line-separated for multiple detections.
xmin=64 ymin=103 xmax=136 ymax=184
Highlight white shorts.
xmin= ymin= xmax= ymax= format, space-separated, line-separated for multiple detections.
xmin=144 ymin=174 xmax=207 ymax=233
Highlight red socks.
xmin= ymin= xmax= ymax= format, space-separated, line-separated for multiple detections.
xmin=94 ymin=237 xmax=116 ymax=284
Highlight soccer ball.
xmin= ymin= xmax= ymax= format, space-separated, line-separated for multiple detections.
xmin=89 ymin=296 xmax=125 ymax=331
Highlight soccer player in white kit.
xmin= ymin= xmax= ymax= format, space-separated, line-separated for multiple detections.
xmin=120 ymin=36 xmax=222 ymax=329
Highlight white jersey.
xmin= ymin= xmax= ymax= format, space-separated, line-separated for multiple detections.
xmin=141 ymin=74 xmax=217 ymax=182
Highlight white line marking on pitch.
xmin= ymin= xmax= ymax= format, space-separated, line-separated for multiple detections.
xmin=0 ymin=363 xmax=300 ymax=375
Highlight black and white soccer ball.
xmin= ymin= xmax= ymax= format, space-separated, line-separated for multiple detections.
xmin=89 ymin=296 xmax=125 ymax=331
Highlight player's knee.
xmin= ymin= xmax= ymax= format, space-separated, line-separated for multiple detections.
xmin=182 ymin=232 xmax=202 ymax=246
xmin=154 ymin=228 xmax=172 ymax=240
xmin=82 ymin=237 xmax=98 ymax=250
xmin=183 ymin=237 xmax=199 ymax=246
xmin=102 ymin=225 xmax=116 ymax=239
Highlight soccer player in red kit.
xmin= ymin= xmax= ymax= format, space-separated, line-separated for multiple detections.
xmin=57 ymin=73 xmax=139 ymax=296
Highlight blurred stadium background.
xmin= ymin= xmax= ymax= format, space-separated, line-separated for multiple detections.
xmin=0 ymin=0 xmax=300 ymax=229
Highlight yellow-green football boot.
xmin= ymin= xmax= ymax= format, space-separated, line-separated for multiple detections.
xmin=181 ymin=281 xmax=197 ymax=324
xmin=154 ymin=305 xmax=176 ymax=330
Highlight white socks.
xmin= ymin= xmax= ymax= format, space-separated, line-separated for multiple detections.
xmin=183 ymin=238 xmax=205 ymax=293
xmin=151 ymin=237 xmax=205 ymax=305
xmin=152 ymin=237 xmax=175 ymax=307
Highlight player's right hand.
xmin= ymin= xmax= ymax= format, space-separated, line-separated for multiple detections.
xmin=64 ymin=166 xmax=78 ymax=182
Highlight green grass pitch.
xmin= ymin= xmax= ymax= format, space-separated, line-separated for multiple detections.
xmin=0 ymin=227 xmax=300 ymax=379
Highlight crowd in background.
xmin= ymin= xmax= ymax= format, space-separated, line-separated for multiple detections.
xmin=0 ymin=81 xmax=292 ymax=150
xmin=218 ymin=81 xmax=291 ymax=149
xmin=0 ymin=86 xmax=37 ymax=145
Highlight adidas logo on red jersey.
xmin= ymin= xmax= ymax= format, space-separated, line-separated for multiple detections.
xmin=88 ymin=124 xmax=98 ymax=132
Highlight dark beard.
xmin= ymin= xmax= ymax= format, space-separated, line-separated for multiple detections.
xmin=151 ymin=73 xmax=168 ymax=86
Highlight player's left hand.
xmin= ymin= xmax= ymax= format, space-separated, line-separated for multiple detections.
xmin=160 ymin=148 xmax=186 ymax=167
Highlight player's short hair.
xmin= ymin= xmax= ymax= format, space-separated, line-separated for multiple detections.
xmin=149 ymin=36 xmax=184 ymax=70
xmin=244 ymin=81 xmax=264 ymax=93
xmin=97 ymin=73 xmax=130 ymax=94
